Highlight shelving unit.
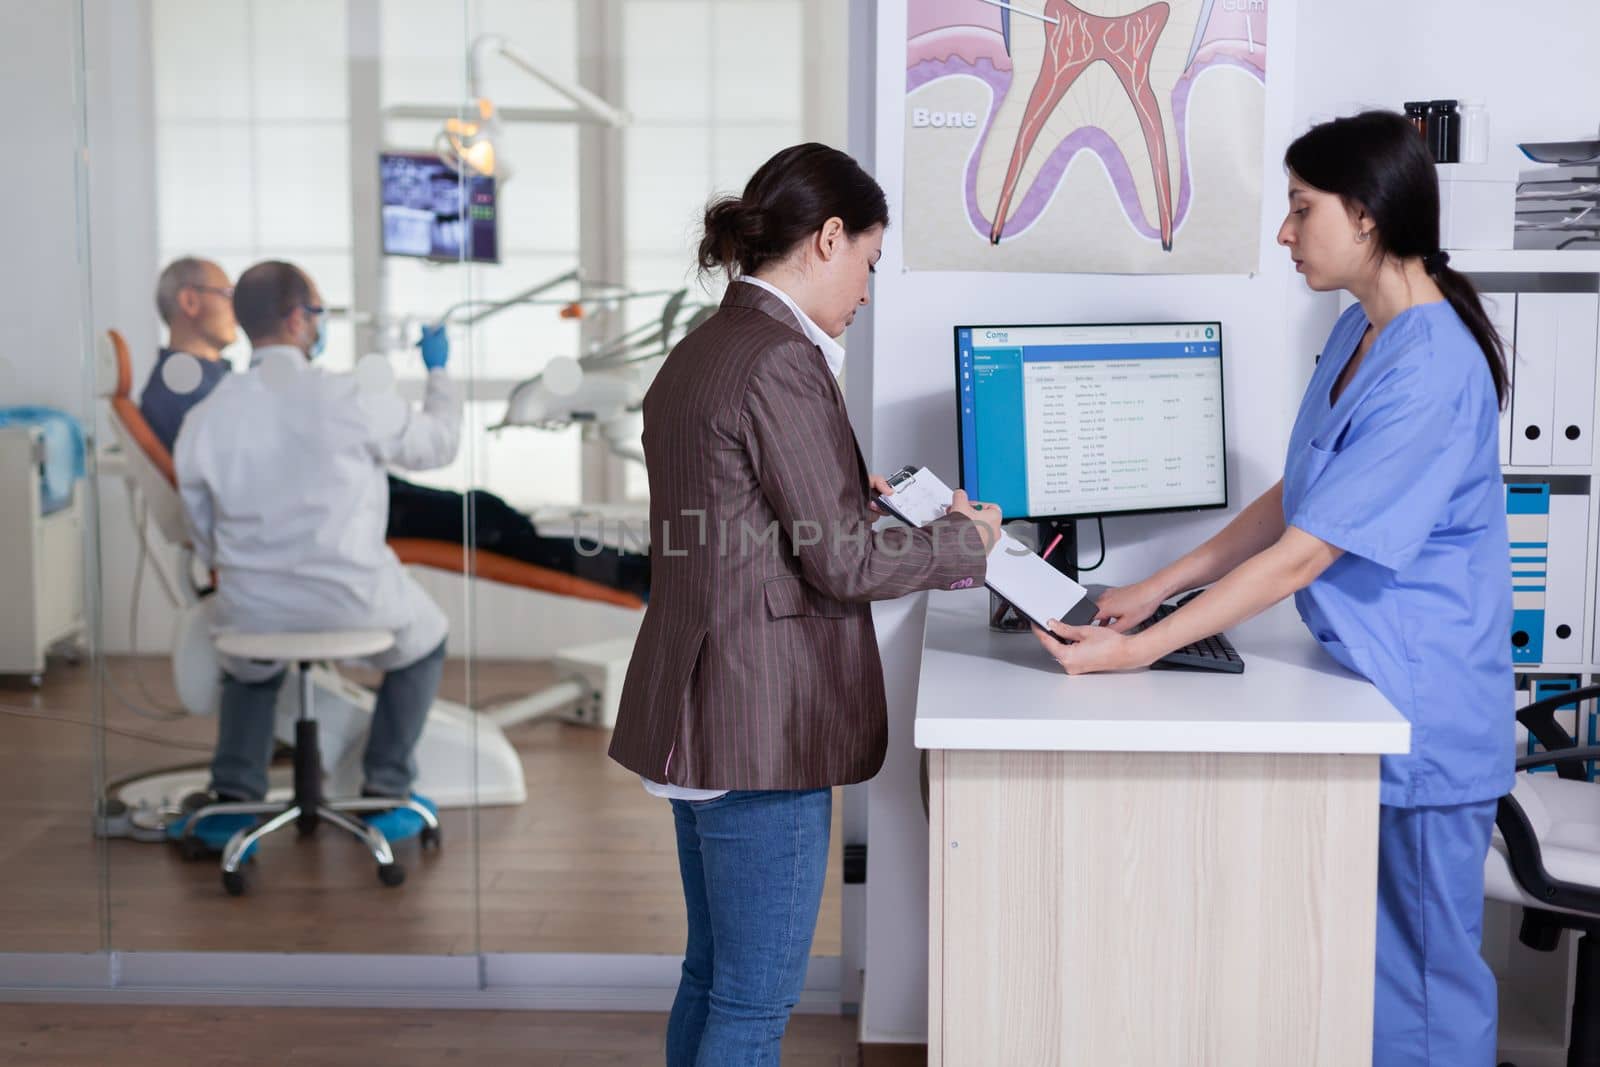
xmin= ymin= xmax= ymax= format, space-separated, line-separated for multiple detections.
xmin=1456 ymin=260 xmax=1600 ymax=678
xmin=1459 ymin=257 xmax=1600 ymax=1066
xmin=1452 ymin=249 xmax=1600 ymax=275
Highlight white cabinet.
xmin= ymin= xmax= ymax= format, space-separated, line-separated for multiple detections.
xmin=0 ymin=427 xmax=85 ymax=678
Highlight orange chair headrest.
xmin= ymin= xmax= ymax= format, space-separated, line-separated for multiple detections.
xmin=107 ymin=329 xmax=133 ymax=399
xmin=103 ymin=328 xmax=177 ymax=487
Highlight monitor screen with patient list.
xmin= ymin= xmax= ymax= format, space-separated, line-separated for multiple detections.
xmin=954 ymin=321 xmax=1228 ymax=522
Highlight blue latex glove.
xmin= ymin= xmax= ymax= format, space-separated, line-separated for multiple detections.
xmin=417 ymin=323 xmax=449 ymax=370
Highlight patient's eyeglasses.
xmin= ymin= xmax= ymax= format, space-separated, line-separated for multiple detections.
xmin=300 ymin=303 xmax=326 ymax=317
xmin=187 ymin=284 xmax=234 ymax=300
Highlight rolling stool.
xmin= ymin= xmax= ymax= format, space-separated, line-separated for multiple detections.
xmin=179 ymin=629 xmax=442 ymax=896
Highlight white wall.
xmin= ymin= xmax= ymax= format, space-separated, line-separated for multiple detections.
xmin=1295 ymin=1 xmax=1600 ymax=158
xmin=0 ymin=0 xmax=163 ymax=660
xmin=0 ymin=1 xmax=96 ymax=415
xmin=856 ymin=0 xmax=1600 ymax=1044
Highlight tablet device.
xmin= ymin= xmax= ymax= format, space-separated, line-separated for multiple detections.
xmin=876 ymin=465 xmax=1099 ymax=632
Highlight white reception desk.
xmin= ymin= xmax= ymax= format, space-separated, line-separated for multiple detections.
xmin=915 ymin=589 xmax=1410 ymax=1067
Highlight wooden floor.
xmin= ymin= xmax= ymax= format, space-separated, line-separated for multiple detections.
xmin=0 ymin=1004 xmax=877 ymax=1066
xmin=0 ymin=657 xmax=842 ymax=957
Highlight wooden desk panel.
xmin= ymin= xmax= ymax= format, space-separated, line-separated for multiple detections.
xmin=928 ymin=749 xmax=1381 ymax=1067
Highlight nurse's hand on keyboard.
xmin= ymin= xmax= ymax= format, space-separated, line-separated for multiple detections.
xmin=1092 ymin=580 xmax=1165 ymax=634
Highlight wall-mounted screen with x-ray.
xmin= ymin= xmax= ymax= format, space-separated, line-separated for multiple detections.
xmin=379 ymin=151 xmax=499 ymax=264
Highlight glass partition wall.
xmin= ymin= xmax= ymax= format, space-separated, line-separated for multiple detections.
xmin=91 ymin=0 xmax=482 ymax=955
xmin=2 ymin=0 xmax=848 ymax=997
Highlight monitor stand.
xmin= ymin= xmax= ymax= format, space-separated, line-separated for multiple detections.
xmin=988 ymin=518 xmax=1079 ymax=632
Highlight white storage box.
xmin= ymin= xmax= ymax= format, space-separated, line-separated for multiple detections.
xmin=1438 ymin=162 xmax=1516 ymax=251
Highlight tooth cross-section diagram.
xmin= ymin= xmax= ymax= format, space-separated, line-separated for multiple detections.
xmin=990 ymin=1 xmax=1174 ymax=249
xmin=904 ymin=0 xmax=1271 ymax=274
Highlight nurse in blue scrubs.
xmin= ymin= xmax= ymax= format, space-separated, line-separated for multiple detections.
xmin=1032 ymin=111 xmax=1514 ymax=1067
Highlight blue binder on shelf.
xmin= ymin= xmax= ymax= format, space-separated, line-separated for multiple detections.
xmin=1507 ymin=482 xmax=1550 ymax=664
xmin=1506 ymin=477 xmax=1591 ymax=665
xmin=1589 ymin=703 xmax=1600 ymax=782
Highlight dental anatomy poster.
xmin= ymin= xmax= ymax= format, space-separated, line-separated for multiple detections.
xmin=904 ymin=0 xmax=1270 ymax=274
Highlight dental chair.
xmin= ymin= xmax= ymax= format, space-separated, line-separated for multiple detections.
xmin=1485 ymin=684 xmax=1600 ymax=1067
xmin=98 ymin=329 xmax=643 ymax=836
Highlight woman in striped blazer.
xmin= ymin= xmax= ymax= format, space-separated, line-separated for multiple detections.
xmin=609 ymin=143 xmax=1001 ymax=1065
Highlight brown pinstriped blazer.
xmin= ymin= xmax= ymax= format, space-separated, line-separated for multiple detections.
xmin=608 ymin=281 xmax=989 ymax=791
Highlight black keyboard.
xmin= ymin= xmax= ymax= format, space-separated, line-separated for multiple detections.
xmin=1133 ymin=602 xmax=1245 ymax=674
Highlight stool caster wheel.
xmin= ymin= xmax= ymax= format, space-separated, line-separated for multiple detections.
xmin=178 ymin=835 xmax=209 ymax=862
xmin=420 ymin=825 xmax=442 ymax=850
xmin=222 ymin=868 xmax=249 ymax=896
xmin=378 ymin=862 xmax=406 ymax=888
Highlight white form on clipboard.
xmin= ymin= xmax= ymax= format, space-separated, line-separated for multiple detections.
xmin=877 ymin=466 xmax=1099 ymax=631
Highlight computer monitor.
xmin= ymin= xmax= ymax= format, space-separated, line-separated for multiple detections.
xmin=954 ymin=320 xmax=1227 ymax=522
xmin=379 ymin=150 xmax=499 ymax=264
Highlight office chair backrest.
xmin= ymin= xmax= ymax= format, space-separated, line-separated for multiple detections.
xmin=103 ymin=329 xmax=189 ymax=547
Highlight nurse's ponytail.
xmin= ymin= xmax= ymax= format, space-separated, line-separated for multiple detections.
xmin=1426 ymin=253 xmax=1509 ymax=409
xmin=1286 ymin=112 xmax=1509 ymax=410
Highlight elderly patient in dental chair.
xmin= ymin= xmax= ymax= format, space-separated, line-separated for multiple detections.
xmin=142 ymin=256 xmax=652 ymax=606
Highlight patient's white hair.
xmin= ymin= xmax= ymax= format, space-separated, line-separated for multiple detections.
xmin=155 ymin=257 xmax=214 ymax=325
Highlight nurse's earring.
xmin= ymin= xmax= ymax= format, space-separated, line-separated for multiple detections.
xmin=1355 ymin=230 xmax=1371 ymax=243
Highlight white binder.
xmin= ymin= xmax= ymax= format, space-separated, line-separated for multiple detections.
xmin=1480 ymin=292 xmax=1516 ymax=465
xmin=1511 ymin=294 xmax=1560 ymax=466
xmin=1512 ymin=293 xmax=1599 ymax=467
xmin=1542 ymin=485 xmax=1589 ymax=664
xmin=1550 ymin=293 xmax=1599 ymax=466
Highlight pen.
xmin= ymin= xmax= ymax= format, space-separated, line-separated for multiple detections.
xmin=1041 ymin=532 xmax=1063 ymax=561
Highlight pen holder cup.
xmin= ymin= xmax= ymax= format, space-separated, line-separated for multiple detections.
xmin=988 ymin=590 xmax=1032 ymax=633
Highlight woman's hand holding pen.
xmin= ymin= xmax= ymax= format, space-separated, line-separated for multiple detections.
xmin=947 ymin=489 xmax=1002 ymax=550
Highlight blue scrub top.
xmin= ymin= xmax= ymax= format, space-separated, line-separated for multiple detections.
xmin=1283 ymin=301 xmax=1513 ymax=808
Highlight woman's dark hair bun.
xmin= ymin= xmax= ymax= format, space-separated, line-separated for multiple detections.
xmin=698 ymin=197 xmax=769 ymax=276
xmin=696 ymin=142 xmax=889 ymax=279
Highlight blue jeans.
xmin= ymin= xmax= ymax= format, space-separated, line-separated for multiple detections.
xmin=209 ymin=639 xmax=446 ymax=801
xmin=666 ymin=789 xmax=831 ymax=1067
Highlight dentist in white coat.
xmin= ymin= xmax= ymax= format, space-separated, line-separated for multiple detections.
xmin=172 ymin=259 xmax=461 ymax=850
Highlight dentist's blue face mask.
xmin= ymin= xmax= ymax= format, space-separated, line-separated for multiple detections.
xmin=301 ymin=303 xmax=327 ymax=360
